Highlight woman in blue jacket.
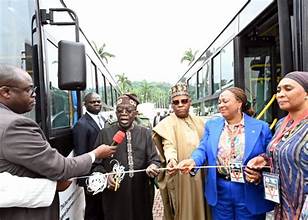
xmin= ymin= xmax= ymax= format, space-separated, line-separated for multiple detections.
xmin=179 ymin=87 xmax=274 ymax=220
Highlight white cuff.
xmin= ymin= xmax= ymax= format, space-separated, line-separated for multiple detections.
xmin=0 ymin=172 xmax=57 ymax=208
xmin=88 ymin=151 xmax=96 ymax=163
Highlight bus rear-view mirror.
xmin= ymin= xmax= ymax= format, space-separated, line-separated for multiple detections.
xmin=58 ymin=40 xmax=86 ymax=90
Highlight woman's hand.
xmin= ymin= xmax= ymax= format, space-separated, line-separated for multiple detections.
xmin=244 ymin=167 xmax=262 ymax=184
xmin=178 ymin=159 xmax=196 ymax=174
xmin=167 ymin=159 xmax=178 ymax=176
xmin=246 ymin=155 xmax=268 ymax=170
xmin=244 ymin=155 xmax=268 ymax=184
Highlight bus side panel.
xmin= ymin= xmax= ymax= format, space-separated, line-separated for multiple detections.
xmin=302 ymin=0 xmax=308 ymax=71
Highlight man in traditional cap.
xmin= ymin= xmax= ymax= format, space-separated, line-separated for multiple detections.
xmin=152 ymin=83 xmax=210 ymax=220
xmin=93 ymin=93 xmax=160 ymax=220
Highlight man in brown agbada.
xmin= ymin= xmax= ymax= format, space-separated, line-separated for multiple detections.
xmin=152 ymin=83 xmax=210 ymax=220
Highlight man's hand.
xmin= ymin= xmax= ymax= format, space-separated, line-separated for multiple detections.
xmin=178 ymin=159 xmax=196 ymax=174
xmin=56 ymin=180 xmax=72 ymax=192
xmin=146 ymin=164 xmax=160 ymax=178
xmin=106 ymin=175 xmax=116 ymax=190
xmin=167 ymin=159 xmax=178 ymax=176
xmin=92 ymin=144 xmax=117 ymax=159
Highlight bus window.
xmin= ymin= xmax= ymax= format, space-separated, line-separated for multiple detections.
xmin=97 ymin=69 xmax=106 ymax=104
xmin=0 ymin=0 xmax=36 ymax=120
xmin=46 ymin=40 xmax=71 ymax=129
xmin=85 ymin=59 xmax=96 ymax=95
xmin=212 ymin=42 xmax=234 ymax=94
xmin=212 ymin=54 xmax=221 ymax=94
xmin=203 ymin=98 xmax=219 ymax=116
xmin=221 ymin=42 xmax=234 ymax=89
xmin=188 ymin=73 xmax=197 ymax=101
xmin=199 ymin=62 xmax=211 ymax=97
xmin=109 ymin=83 xmax=114 ymax=107
xmin=113 ymin=88 xmax=117 ymax=106
xmin=106 ymin=79 xmax=112 ymax=106
xmin=197 ymin=69 xmax=204 ymax=98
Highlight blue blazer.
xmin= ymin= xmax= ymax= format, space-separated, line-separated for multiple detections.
xmin=192 ymin=114 xmax=274 ymax=214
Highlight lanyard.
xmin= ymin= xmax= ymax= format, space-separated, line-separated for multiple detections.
xmin=269 ymin=110 xmax=308 ymax=172
xmin=269 ymin=110 xmax=308 ymax=153
xmin=226 ymin=123 xmax=243 ymax=159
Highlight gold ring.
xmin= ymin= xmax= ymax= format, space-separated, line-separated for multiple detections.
xmin=250 ymin=179 xmax=254 ymax=183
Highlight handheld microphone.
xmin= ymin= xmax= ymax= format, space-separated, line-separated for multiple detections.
xmin=110 ymin=131 xmax=125 ymax=158
xmin=111 ymin=130 xmax=126 ymax=146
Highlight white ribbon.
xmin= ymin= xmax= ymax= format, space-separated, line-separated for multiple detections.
xmin=84 ymin=164 xmax=269 ymax=195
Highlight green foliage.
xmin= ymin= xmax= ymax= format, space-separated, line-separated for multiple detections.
xmin=92 ymin=41 xmax=115 ymax=63
xmin=181 ymin=48 xmax=199 ymax=65
xmin=116 ymin=73 xmax=132 ymax=93
xmin=130 ymin=81 xmax=171 ymax=108
xmin=114 ymin=73 xmax=171 ymax=107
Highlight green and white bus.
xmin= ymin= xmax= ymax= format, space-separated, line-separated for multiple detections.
xmin=1 ymin=0 xmax=120 ymax=219
xmin=178 ymin=0 xmax=308 ymax=128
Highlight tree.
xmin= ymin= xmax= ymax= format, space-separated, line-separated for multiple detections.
xmin=116 ymin=73 xmax=131 ymax=93
xmin=92 ymin=41 xmax=115 ymax=63
xmin=130 ymin=81 xmax=171 ymax=107
xmin=181 ymin=48 xmax=198 ymax=65
xmin=138 ymin=81 xmax=153 ymax=103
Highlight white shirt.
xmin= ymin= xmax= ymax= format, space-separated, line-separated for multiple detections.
xmin=155 ymin=116 xmax=161 ymax=124
xmin=87 ymin=111 xmax=105 ymax=129
xmin=0 ymin=172 xmax=57 ymax=208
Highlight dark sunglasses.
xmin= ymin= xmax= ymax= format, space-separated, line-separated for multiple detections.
xmin=172 ymin=98 xmax=189 ymax=105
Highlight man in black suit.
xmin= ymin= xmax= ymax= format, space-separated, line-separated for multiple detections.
xmin=73 ymin=92 xmax=105 ymax=220
xmin=153 ymin=111 xmax=163 ymax=127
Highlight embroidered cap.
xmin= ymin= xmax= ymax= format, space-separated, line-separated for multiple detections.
xmin=171 ymin=82 xmax=189 ymax=98
xmin=117 ymin=93 xmax=140 ymax=107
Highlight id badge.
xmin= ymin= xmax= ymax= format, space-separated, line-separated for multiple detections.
xmin=300 ymin=195 xmax=307 ymax=220
xmin=263 ymin=172 xmax=280 ymax=203
xmin=230 ymin=162 xmax=245 ymax=183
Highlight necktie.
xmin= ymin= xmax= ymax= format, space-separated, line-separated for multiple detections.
xmin=97 ymin=115 xmax=104 ymax=129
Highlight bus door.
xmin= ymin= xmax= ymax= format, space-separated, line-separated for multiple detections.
xmin=303 ymin=0 xmax=308 ymax=71
xmin=242 ymin=37 xmax=280 ymax=124
xmin=235 ymin=9 xmax=281 ymax=125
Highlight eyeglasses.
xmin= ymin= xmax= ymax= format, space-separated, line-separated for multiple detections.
xmin=172 ymin=98 xmax=189 ymax=105
xmin=29 ymin=86 xmax=37 ymax=96
xmin=3 ymin=85 xmax=37 ymax=97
